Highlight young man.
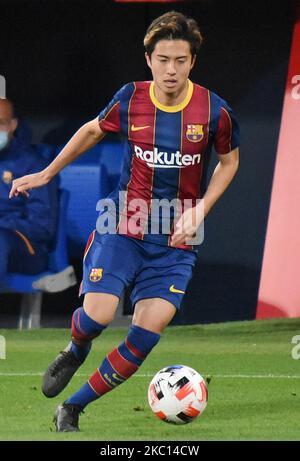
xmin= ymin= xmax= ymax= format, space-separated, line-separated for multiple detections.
xmin=10 ymin=11 xmax=239 ymax=432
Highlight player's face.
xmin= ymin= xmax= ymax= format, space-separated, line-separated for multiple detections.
xmin=146 ymin=39 xmax=195 ymax=99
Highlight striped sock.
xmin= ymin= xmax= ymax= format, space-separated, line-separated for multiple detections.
xmin=66 ymin=325 xmax=160 ymax=408
xmin=71 ymin=307 xmax=107 ymax=362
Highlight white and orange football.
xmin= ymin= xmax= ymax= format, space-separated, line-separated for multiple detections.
xmin=148 ymin=365 xmax=208 ymax=425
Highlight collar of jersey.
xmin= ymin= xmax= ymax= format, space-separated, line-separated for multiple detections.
xmin=149 ymin=79 xmax=193 ymax=113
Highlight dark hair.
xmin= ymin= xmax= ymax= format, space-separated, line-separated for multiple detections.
xmin=144 ymin=11 xmax=203 ymax=57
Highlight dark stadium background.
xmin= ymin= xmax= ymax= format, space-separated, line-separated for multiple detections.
xmin=0 ymin=0 xmax=296 ymax=326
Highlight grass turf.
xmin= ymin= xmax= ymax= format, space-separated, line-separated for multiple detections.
xmin=0 ymin=318 xmax=300 ymax=441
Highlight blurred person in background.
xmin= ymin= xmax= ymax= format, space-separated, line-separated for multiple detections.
xmin=0 ymin=98 xmax=58 ymax=289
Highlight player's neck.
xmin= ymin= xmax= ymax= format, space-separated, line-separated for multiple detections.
xmin=153 ymin=81 xmax=189 ymax=107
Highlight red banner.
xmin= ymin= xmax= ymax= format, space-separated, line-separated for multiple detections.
xmin=256 ymin=2 xmax=300 ymax=319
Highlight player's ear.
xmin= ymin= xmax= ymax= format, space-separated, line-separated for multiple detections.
xmin=145 ymin=52 xmax=152 ymax=70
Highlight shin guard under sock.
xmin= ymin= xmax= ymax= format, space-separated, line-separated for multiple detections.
xmin=66 ymin=325 xmax=160 ymax=407
xmin=71 ymin=307 xmax=107 ymax=362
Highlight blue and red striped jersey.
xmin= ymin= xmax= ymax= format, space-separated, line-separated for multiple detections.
xmin=98 ymin=80 xmax=239 ymax=250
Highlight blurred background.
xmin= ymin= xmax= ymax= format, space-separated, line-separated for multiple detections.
xmin=0 ymin=0 xmax=297 ymax=327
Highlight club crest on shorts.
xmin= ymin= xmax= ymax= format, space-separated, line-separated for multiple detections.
xmin=186 ymin=124 xmax=204 ymax=143
xmin=2 ymin=170 xmax=13 ymax=184
xmin=89 ymin=268 xmax=103 ymax=282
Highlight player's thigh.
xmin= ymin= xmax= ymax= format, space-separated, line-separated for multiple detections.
xmin=131 ymin=245 xmax=197 ymax=321
xmin=132 ymin=298 xmax=176 ymax=334
xmin=83 ymin=292 xmax=120 ymax=325
xmin=82 ymin=232 xmax=140 ymax=325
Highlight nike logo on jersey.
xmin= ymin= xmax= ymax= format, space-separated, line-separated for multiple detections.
xmin=169 ymin=285 xmax=185 ymax=294
xmin=131 ymin=124 xmax=150 ymax=132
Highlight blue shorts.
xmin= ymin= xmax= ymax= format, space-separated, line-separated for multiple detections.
xmin=81 ymin=232 xmax=197 ymax=310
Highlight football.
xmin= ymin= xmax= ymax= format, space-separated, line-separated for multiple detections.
xmin=147 ymin=365 xmax=208 ymax=425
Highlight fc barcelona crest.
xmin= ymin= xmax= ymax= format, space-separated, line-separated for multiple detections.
xmin=2 ymin=170 xmax=13 ymax=184
xmin=89 ymin=268 xmax=103 ymax=282
xmin=186 ymin=124 xmax=204 ymax=143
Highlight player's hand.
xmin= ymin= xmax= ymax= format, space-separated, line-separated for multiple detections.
xmin=9 ymin=171 xmax=50 ymax=198
xmin=170 ymin=201 xmax=204 ymax=247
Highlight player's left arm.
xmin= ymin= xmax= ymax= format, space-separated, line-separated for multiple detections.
xmin=171 ymin=147 xmax=239 ymax=247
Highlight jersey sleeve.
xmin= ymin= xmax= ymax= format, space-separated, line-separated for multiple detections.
xmin=98 ymin=88 xmax=123 ymax=133
xmin=98 ymin=83 xmax=135 ymax=134
xmin=214 ymin=101 xmax=240 ymax=155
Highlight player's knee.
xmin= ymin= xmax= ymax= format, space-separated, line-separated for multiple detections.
xmin=133 ymin=299 xmax=176 ymax=334
xmin=83 ymin=292 xmax=119 ymax=325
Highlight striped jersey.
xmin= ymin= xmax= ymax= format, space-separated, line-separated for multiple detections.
xmin=98 ymin=80 xmax=239 ymax=251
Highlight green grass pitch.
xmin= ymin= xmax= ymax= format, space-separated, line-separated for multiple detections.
xmin=0 ymin=318 xmax=300 ymax=441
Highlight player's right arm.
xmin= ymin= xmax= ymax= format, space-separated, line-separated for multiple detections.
xmin=9 ymin=117 xmax=105 ymax=198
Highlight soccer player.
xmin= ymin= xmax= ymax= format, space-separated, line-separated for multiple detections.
xmin=10 ymin=11 xmax=239 ymax=432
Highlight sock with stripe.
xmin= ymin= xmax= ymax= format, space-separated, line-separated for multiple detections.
xmin=66 ymin=324 xmax=160 ymax=407
xmin=71 ymin=307 xmax=107 ymax=362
